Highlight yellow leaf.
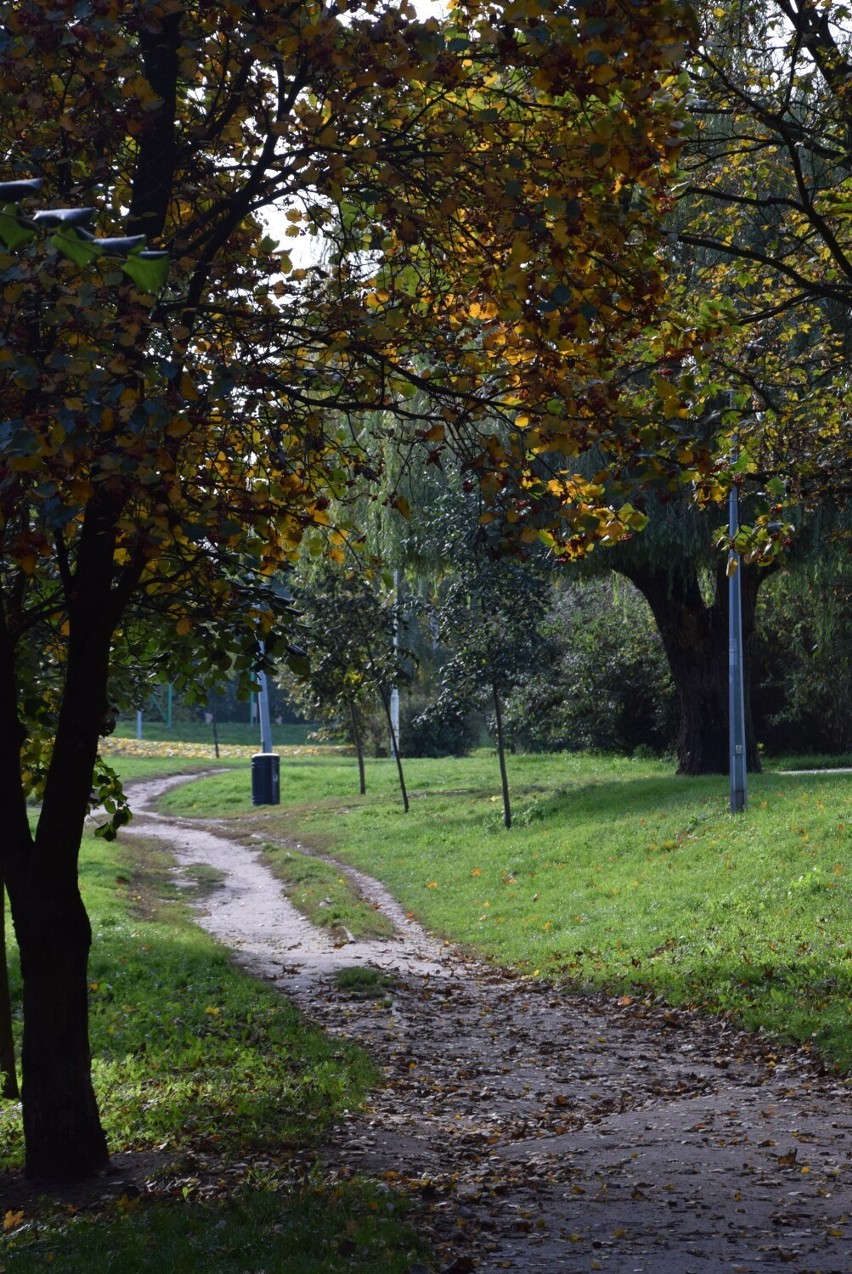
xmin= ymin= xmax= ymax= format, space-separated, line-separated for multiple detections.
xmin=176 ymin=617 xmax=192 ymax=636
xmin=3 ymin=1210 xmax=24 ymax=1231
xmin=179 ymin=373 xmax=199 ymax=402
xmin=166 ymin=417 xmax=192 ymax=439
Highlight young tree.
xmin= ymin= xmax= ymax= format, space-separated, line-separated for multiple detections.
xmin=278 ymin=562 xmax=408 ymax=799
xmin=429 ymin=544 xmax=551 ymax=828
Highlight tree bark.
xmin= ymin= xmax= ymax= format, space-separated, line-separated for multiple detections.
xmin=617 ymin=560 xmax=763 ymax=775
xmin=347 ymin=698 xmax=366 ymax=795
xmin=377 ymin=685 xmax=409 ymax=813
xmin=14 ymin=882 xmax=107 ymax=1178
xmin=492 ymin=684 xmax=512 ymax=829
xmin=0 ymin=593 xmax=28 ymax=1104
xmin=0 ymin=881 xmax=18 ymax=1099
xmin=2 ymin=495 xmax=127 ymax=1177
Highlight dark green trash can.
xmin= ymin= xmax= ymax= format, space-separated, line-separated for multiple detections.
xmin=251 ymin=752 xmax=280 ymax=805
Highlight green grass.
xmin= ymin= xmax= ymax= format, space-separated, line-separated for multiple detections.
xmin=115 ymin=756 xmax=240 ymax=783
xmin=261 ymin=843 xmax=394 ymax=941
xmin=333 ymin=966 xmax=398 ymax=999
xmin=158 ymin=751 xmax=852 ymax=1071
xmin=763 ymin=751 xmax=852 ymax=771
xmin=2 ymin=1180 xmax=423 ymax=1273
xmin=0 ymin=827 xmax=427 ymax=1271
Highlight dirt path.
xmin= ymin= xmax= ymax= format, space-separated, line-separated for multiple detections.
xmin=125 ymin=775 xmax=852 ymax=1274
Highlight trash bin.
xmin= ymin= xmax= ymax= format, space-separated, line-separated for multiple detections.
xmin=251 ymin=752 xmax=280 ymax=805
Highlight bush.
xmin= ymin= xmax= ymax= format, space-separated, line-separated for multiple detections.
xmin=402 ymin=696 xmax=479 ymax=757
xmin=503 ymin=576 xmax=677 ymax=755
xmin=752 ymin=564 xmax=852 ymax=754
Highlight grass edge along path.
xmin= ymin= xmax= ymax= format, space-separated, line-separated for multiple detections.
xmin=0 ymin=822 xmax=428 ymax=1274
xmin=155 ymin=751 xmax=852 ymax=1075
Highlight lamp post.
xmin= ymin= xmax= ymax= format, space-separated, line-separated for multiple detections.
xmin=389 ymin=568 xmax=401 ymax=758
xmin=251 ymin=641 xmax=280 ymax=805
xmin=728 ymin=449 xmax=748 ymax=813
xmin=257 ymin=644 xmax=274 ymax=754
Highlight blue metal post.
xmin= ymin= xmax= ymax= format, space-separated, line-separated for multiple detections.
xmin=257 ymin=642 xmax=273 ymax=754
xmin=728 ymin=462 xmax=747 ymax=812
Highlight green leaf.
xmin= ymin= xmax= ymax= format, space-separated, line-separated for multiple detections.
xmin=286 ymin=645 xmax=311 ymax=678
xmin=121 ymin=252 xmax=169 ymax=292
xmin=51 ymin=226 xmax=101 ymax=266
xmin=0 ymin=206 xmax=35 ymax=250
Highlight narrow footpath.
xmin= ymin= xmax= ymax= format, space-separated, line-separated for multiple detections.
xmin=124 ymin=775 xmax=852 ymax=1274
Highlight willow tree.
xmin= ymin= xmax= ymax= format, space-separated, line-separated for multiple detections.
xmin=671 ymin=0 xmax=852 ymax=509
xmin=0 ymin=1 xmax=693 ymax=1178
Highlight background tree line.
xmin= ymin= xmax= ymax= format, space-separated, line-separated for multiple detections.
xmin=274 ymin=461 xmax=852 ymax=771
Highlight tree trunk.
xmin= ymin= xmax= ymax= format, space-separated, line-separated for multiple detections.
xmin=1 ymin=494 xmax=130 ymax=1178
xmin=0 ymin=880 xmax=19 ymax=1100
xmin=347 ymin=699 xmax=366 ymax=795
xmin=618 ymin=560 xmax=762 ymax=776
xmin=13 ymin=882 xmax=107 ymax=1178
xmin=492 ymin=684 xmax=512 ymax=829
xmin=377 ymin=686 xmax=409 ymax=813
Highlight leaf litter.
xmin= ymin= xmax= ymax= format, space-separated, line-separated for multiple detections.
xmin=120 ymin=775 xmax=852 ymax=1272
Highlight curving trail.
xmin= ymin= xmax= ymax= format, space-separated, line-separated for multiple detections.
xmin=124 ymin=774 xmax=852 ymax=1274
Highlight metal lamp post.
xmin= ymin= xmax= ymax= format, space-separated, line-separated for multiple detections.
xmin=728 ymin=453 xmax=748 ymax=813
xmin=251 ymin=641 xmax=279 ymax=805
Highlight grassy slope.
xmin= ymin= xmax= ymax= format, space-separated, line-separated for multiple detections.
xmin=158 ymin=751 xmax=852 ymax=1071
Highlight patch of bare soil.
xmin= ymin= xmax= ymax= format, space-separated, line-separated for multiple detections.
xmin=98 ymin=777 xmax=852 ymax=1270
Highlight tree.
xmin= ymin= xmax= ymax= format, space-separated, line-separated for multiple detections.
xmin=278 ymin=561 xmax=409 ymax=799
xmin=672 ymin=0 xmax=852 ymax=508
xmin=751 ymin=526 xmax=852 ymax=754
xmin=611 ymin=530 xmax=765 ymax=775
xmin=429 ymin=544 xmax=551 ymax=827
xmin=0 ymin=0 xmax=693 ymax=1178
xmin=504 ymin=574 xmax=677 ymax=756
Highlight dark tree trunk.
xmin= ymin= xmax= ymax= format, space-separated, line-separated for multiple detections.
xmin=347 ymin=699 xmax=366 ymax=795
xmin=492 ymin=684 xmax=512 ymax=828
xmin=0 ymin=881 xmax=19 ymax=1099
xmin=377 ymin=685 xmax=409 ymax=813
xmin=617 ymin=560 xmax=763 ymax=776
xmin=1 ymin=494 xmax=134 ymax=1178
xmin=0 ymin=595 xmax=27 ymax=1106
xmin=13 ymin=881 xmax=107 ymax=1178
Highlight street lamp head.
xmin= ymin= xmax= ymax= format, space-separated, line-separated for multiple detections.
xmin=0 ymin=178 xmax=43 ymax=201
xmin=31 ymin=207 xmax=95 ymax=228
xmin=95 ymin=235 xmax=147 ymax=256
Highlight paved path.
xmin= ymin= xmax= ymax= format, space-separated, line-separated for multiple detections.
xmin=125 ymin=775 xmax=852 ymax=1274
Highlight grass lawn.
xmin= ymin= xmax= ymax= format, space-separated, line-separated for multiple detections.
xmin=0 ymin=813 xmax=426 ymax=1272
xmin=5 ymin=746 xmax=850 ymax=1269
xmin=158 ymin=749 xmax=852 ymax=1072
